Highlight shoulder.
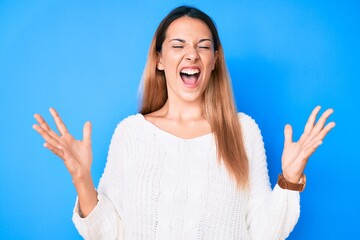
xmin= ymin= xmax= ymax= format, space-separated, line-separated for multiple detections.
xmin=117 ymin=113 xmax=143 ymax=129
xmin=237 ymin=112 xmax=260 ymax=132
xmin=237 ymin=112 xmax=263 ymax=144
xmin=111 ymin=113 xmax=145 ymax=139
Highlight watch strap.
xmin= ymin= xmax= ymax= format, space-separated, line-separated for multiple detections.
xmin=277 ymin=173 xmax=306 ymax=192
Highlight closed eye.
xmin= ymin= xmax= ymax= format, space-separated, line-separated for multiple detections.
xmin=172 ymin=45 xmax=184 ymax=49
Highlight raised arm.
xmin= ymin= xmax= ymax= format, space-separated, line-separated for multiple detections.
xmin=246 ymin=106 xmax=335 ymax=239
xmin=281 ymin=106 xmax=335 ymax=183
xmin=33 ymin=108 xmax=97 ymax=217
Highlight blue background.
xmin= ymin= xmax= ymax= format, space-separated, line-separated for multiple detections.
xmin=1 ymin=0 xmax=359 ymax=239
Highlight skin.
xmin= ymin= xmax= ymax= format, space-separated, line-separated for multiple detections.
xmin=33 ymin=108 xmax=97 ymax=217
xmin=282 ymin=106 xmax=335 ymax=182
xmin=33 ymin=17 xmax=335 ymax=217
xmin=147 ymin=16 xmax=218 ymax=139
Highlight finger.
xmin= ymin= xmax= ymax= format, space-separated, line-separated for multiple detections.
xmin=303 ymin=140 xmax=323 ymax=159
xmin=308 ymin=121 xmax=336 ymax=144
xmin=49 ymin=108 xmax=69 ymax=136
xmin=284 ymin=124 xmax=293 ymax=145
xmin=34 ymin=113 xmax=51 ymax=131
xmin=34 ymin=113 xmax=60 ymax=139
xmin=303 ymin=106 xmax=321 ymax=135
xmin=47 ymin=140 xmax=74 ymax=163
xmin=44 ymin=142 xmax=65 ymax=160
xmin=318 ymin=121 xmax=336 ymax=139
xmin=33 ymin=124 xmax=62 ymax=148
xmin=309 ymin=108 xmax=334 ymax=137
xmin=83 ymin=121 xmax=92 ymax=145
xmin=303 ymin=121 xmax=335 ymax=154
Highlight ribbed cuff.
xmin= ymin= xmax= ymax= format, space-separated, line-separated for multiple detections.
xmin=72 ymin=194 xmax=112 ymax=235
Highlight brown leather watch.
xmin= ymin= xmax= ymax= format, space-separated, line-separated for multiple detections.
xmin=277 ymin=173 xmax=306 ymax=192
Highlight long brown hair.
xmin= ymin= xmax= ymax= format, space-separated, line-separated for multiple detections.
xmin=140 ymin=6 xmax=249 ymax=189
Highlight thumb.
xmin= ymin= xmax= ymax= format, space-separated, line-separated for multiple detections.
xmin=83 ymin=121 xmax=92 ymax=145
xmin=284 ymin=124 xmax=293 ymax=145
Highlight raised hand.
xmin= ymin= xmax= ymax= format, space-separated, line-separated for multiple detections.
xmin=281 ymin=106 xmax=335 ymax=183
xmin=33 ymin=108 xmax=93 ymax=181
xmin=33 ymin=108 xmax=97 ymax=217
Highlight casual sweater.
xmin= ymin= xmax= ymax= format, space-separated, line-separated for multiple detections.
xmin=72 ymin=113 xmax=300 ymax=240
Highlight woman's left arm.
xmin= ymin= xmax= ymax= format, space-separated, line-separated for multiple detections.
xmin=281 ymin=106 xmax=335 ymax=183
xmin=246 ymin=106 xmax=335 ymax=240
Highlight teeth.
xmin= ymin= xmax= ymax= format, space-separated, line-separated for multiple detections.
xmin=180 ymin=68 xmax=200 ymax=75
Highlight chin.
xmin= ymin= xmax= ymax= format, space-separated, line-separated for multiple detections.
xmin=178 ymin=91 xmax=204 ymax=103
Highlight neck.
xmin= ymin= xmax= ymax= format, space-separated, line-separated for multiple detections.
xmin=159 ymin=97 xmax=205 ymax=121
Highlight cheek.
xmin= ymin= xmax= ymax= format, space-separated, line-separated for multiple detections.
xmin=162 ymin=56 xmax=181 ymax=80
xmin=163 ymin=53 xmax=181 ymax=69
xmin=206 ymin=58 xmax=216 ymax=72
xmin=202 ymin=53 xmax=216 ymax=68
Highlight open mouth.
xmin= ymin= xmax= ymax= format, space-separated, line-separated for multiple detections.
xmin=180 ymin=68 xmax=200 ymax=87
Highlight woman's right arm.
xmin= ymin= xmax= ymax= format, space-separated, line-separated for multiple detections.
xmin=33 ymin=108 xmax=122 ymax=239
xmin=33 ymin=108 xmax=98 ymax=216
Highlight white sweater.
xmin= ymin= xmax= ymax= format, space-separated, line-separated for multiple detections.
xmin=73 ymin=113 xmax=300 ymax=240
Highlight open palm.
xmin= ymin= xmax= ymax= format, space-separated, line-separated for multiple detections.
xmin=281 ymin=106 xmax=335 ymax=183
xmin=33 ymin=108 xmax=93 ymax=180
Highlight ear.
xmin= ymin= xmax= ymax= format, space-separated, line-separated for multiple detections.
xmin=212 ymin=50 xmax=219 ymax=70
xmin=157 ymin=52 xmax=164 ymax=71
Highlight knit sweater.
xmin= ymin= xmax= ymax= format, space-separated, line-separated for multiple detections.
xmin=72 ymin=113 xmax=300 ymax=240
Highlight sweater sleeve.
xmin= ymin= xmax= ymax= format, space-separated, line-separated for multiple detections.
xmin=72 ymin=122 xmax=126 ymax=240
xmin=242 ymin=114 xmax=300 ymax=240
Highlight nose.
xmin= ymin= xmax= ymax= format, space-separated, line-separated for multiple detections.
xmin=185 ymin=47 xmax=199 ymax=62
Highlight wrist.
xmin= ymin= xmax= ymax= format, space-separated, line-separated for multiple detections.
xmin=278 ymin=173 xmax=306 ymax=192
xmin=282 ymin=173 xmax=301 ymax=184
xmin=72 ymin=173 xmax=94 ymax=192
xmin=73 ymin=175 xmax=98 ymax=218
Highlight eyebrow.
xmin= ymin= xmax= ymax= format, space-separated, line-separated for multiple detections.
xmin=169 ymin=38 xmax=213 ymax=43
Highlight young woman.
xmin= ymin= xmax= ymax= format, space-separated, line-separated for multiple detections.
xmin=33 ymin=6 xmax=335 ymax=240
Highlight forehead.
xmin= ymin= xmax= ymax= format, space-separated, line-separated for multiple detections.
xmin=165 ymin=16 xmax=213 ymax=40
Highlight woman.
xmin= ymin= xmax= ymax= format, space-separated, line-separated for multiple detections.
xmin=33 ymin=6 xmax=335 ymax=240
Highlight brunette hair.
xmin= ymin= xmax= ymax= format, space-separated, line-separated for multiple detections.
xmin=140 ymin=6 xmax=249 ymax=188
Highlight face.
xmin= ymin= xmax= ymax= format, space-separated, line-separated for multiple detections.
xmin=157 ymin=16 xmax=218 ymax=105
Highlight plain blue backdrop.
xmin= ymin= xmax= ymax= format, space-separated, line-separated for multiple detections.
xmin=1 ymin=0 xmax=359 ymax=239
